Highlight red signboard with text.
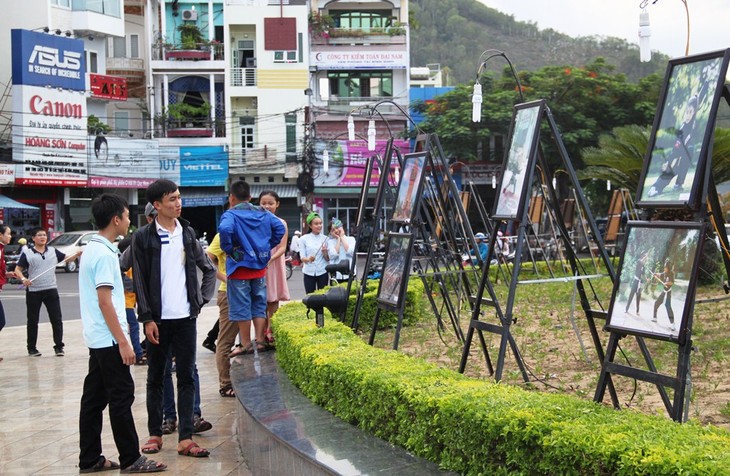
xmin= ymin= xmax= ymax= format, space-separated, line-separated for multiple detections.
xmin=90 ymin=74 xmax=127 ymax=101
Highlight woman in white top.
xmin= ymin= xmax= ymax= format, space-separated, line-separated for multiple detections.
xmin=299 ymin=212 xmax=329 ymax=294
xmin=323 ymin=218 xmax=356 ymax=282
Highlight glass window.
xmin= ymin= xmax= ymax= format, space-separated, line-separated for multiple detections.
xmin=52 ymin=0 xmax=71 ymax=7
xmin=114 ymin=111 xmax=129 ymax=135
xmin=327 ymin=71 xmax=392 ymax=99
xmin=112 ymin=36 xmax=126 ymax=58
xmin=88 ymin=51 xmax=98 ymax=73
xmin=285 ymin=113 xmax=296 ymax=154
xmin=130 ymin=34 xmax=139 ymax=58
xmin=332 ymin=10 xmax=391 ymax=30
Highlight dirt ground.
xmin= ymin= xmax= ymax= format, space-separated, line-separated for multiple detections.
xmin=366 ymin=277 xmax=730 ymax=430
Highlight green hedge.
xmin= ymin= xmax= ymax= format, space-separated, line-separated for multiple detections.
xmin=273 ymin=304 xmax=730 ymax=475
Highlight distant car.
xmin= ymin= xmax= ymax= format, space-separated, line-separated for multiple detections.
xmin=48 ymin=231 xmax=104 ymax=273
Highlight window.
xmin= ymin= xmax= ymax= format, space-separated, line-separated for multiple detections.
xmin=114 ymin=111 xmax=129 ymax=136
xmin=273 ymin=51 xmax=297 ymax=63
xmin=130 ymin=34 xmax=139 ymax=58
xmin=285 ymin=113 xmax=296 ymax=154
xmin=328 ymin=71 xmax=393 ymax=99
xmin=52 ymin=0 xmax=71 ymax=7
xmin=240 ymin=116 xmax=255 ymax=162
xmin=332 ymin=10 xmax=392 ymax=30
xmin=112 ymin=36 xmax=126 ymax=58
xmin=88 ymin=51 xmax=98 ymax=73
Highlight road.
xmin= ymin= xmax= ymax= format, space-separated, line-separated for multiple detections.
xmin=2 ymin=266 xmax=309 ymax=329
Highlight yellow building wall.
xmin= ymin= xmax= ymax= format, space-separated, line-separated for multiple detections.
xmin=257 ymin=70 xmax=309 ymax=89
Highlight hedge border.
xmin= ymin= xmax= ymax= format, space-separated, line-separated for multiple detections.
xmin=273 ymin=303 xmax=730 ymax=475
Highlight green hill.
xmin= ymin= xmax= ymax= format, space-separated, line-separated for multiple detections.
xmin=410 ymin=0 xmax=669 ymax=84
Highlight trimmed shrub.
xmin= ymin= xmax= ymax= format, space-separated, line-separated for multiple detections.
xmin=273 ymin=304 xmax=730 ymax=475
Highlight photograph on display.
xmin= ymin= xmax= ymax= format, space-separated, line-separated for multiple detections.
xmin=376 ymin=232 xmax=414 ymax=310
xmin=493 ymin=101 xmax=543 ymax=219
xmin=606 ymin=221 xmax=704 ymax=341
xmin=637 ymin=50 xmax=729 ymax=207
xmin=392 ymin=152 xmax=427 ymax=223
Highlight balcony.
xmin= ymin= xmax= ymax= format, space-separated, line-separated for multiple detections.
xmin=151 ymin=43 xmax=225 ymax=62
xmin=231 ymin=68 xmax=257 ymax=87
xmin=311 ymin=27 xmax=407 ymax=46
xmin=320 ymin=95 xmax=408 ymax=114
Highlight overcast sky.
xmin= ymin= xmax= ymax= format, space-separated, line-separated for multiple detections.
xmin=478 ymin=0 xmax=729 ymax=60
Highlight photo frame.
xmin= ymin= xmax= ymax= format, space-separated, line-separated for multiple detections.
xmin=605 ymin=221 xmax=705 ymax=342
xmin=355 ymin=153 xmax=376 ymax=227
xmin=492 ymin=100 xmax=544 ymax=220
xmin=391 ymin=152 xmax=427 ymax=223
xmin=376 ymin=232 xmax=414 ymax=311
xmin=636 ymin=49 xmax=730 ymax=209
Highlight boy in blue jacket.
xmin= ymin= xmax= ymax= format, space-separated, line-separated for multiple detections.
xmin=219 ymin=180 xmax=285 ymax=356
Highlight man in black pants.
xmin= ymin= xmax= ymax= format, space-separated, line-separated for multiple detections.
xmin=15 ymin=227 xmax=78 ymax=357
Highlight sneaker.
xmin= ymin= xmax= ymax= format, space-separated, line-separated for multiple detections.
xmin=28 ymin=350 xmax=42 ymax=357
xmin=162 ymin=418 xmax=177 ymax=435
xmin=647 ymin=187 xmax=659 ymax=197
xmin=202 ymin=338 xmax=216 ymax=353
xmin=672 ymin=184 xmax=683 ymax=191
xmin=54 ymin=348 xmax=65 ymax=357
xmin=192 ymin=415 xmax=212 ymax=434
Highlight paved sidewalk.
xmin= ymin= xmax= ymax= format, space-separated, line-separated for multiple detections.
xmin=0 ymin=306 xmax=252 ymax=475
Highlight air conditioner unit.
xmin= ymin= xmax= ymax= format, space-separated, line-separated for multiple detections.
xmin=245 ymin=57 xmax=257 ymax=68
xmin=181 ymin=9 xmax=197 ymax=21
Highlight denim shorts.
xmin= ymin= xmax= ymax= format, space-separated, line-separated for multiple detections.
xmin=228 ymin=277 xmax=267 ymax=322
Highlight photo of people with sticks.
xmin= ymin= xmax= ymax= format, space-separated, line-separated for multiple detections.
xmin=376 ymin=233 xmax=413 ymax=309
xmin=494 ymin=102 xmax=542 ymax=219
xmin=392 ymin=153 xmax=426 ymax=223
xmin=638 ymin=52 xmax=726 ymax=206
xmin=607 ymin=222 xmax=704 ymax=340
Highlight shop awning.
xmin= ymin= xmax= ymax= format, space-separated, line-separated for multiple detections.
xmin=249 ymin=184 xmax=299 ymax=199
xmin=0 ymin=195 xmax=38 ymax=210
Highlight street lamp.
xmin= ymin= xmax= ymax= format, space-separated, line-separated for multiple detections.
xmin=471 ymin=50 xmax=523 ymax=123
xmin=639 ymin=0 xmax=691 ymax=61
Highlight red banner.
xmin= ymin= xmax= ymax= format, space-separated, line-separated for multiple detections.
xmin=90 ymin=74 xmax=128 ymax=101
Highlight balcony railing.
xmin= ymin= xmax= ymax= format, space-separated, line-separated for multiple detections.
xmin=322 ymin=95 xmax=408 ymax=114
xmin=151 ymin=43 xmax=224 ymax=62
xmin=231 ymin=68 xmax=257 ymax=87
xmin=310 ymin=27 xmax=407 ymax=46
xmin=106 ymin=57 xmax=145 ymax=71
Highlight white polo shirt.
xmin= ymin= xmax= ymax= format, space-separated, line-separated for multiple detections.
xmin=157 ymin=219 xmax=191 ymax=319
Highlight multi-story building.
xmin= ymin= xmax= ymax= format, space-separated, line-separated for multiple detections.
xmin=306 ymin=0 xmax=410 ymax=233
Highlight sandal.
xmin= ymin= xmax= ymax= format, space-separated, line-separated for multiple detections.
xmin=120 ymin=455 xmax=167 ymax=473
xmin=177 ymin=441 xmax=210 ymax=458
xmin=80 ymin=455 xmax=120 ymax=473
xmin=229 ymin=342 xmax=254 ymax=358
xmin=219 ymin=385 xmax=235 ymax=398
xmin=141 ymin=436 xmax=162 ymax=454
xmin=161 ymin=419 xmax=177 ymax=435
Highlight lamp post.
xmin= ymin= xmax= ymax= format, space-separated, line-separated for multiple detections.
xmin=638 ymin=0 xmax=690 ymax=62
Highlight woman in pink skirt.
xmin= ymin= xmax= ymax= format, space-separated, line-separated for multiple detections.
xmin=259 ymin=190 xmax=290 ymax=346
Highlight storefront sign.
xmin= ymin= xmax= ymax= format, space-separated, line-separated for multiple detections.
xmin=313 ymin=139 xmax=410 ymax=188
xmin=312 ymin=50 xmax=408 ymax=70
xmin=179 ymin=146 xmax=228 ymax=187
xmin=12 ymin=85 xmax=88 ymax=186
xmin=11 ymin=29 xmax=86 ymax=91
xmin=0 ymin=163 xmax=15 ymax=186
xmin=90 ymin=74 xmax=128 ymax=101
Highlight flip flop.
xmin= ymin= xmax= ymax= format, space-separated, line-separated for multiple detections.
xmin=80 ymin=455 xmax=121 ymax=473
xmin=141 ymin=436 xmax=162 ymax=454
xmin=177 ymin=441 xmax=209 ymax=458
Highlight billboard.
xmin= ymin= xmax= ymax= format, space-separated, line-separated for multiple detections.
xmin=313 ymin=139 xmax=410 ymax=187
xmin=179 ymin=146 xmax=229 ymax=187
xmin=88 ymin=136 xmax=160 ymax=188
xmin=11 ymin=29 xmax=86 ymax=91
xmin=12 ymin=85 xmax=88 ymax=186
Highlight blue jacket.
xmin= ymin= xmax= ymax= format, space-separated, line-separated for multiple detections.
xmin=218 ymin=202 xmax=286 ymax=275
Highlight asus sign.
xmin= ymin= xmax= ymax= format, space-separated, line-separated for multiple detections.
xmin=11 ymin=29 xmax=86 ymax=91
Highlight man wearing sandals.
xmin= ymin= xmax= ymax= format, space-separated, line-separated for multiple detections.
xmin=132 ymin=179 xmax=216 ymax=458
xmin=219 ymin=180 xmax=285 ymax=357
xmin=78 ymin=194 xmax=166 ymax=473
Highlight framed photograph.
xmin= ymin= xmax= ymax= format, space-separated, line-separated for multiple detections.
xmin=606 ymin=221 xmax=705 ymax=342
xmin=493 ymin=100 xmax=544 ymax=219
xmin=355 ymin=153 xmax=376 ymax=227
xmin=392 ymin=152 xmax=427 ymax=223
xmin=636 ymin=49 xmax=730 ymax=209
xmin=376 ymin=232 xmax=414 ymax=311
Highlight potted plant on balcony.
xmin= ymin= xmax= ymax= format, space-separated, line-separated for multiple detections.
xmin=308 ymin=11 xmax=334 ymax=38
xmin=165 ymin=101 xmax=214 ymax=137
xmin=166 ymin=23 xmax=209 ymax=60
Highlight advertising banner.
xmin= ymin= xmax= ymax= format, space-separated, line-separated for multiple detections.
xmin=12 ymin=85 xmax=88 ymax=186
xmin=0 ymin=163 xmax=15 ymax=186
xmin=179 ymin=146 xmax=228 ymax=187
xmin=88 ymin=136 xmax=160 ymax=188
xmin=11 ymin=29 xmax=86 ymax=91
xmin=90 ymin=74 xmax=128 ymax=101
xmin=313 ymin=139 xmax=409 ymax=187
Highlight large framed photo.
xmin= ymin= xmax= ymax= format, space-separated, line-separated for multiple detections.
xmin=606 ymin=221 xmax=705 ymax=342
xmin=493 ymin=100 xmax=544 ymax=220
xmin=392 ymin=152 xmax=427 ymax=223
xmin=636 ymin=49 xmax=730 ymax=208
xmin=376 ymin=232 xmax=414 ymax=311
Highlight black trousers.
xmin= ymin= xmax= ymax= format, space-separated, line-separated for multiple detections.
xmin=303 ymin=273 xmax=329 ymax=294
xmin=79 ymin=344 xmax=140 ymax=470
xmin=26 ymin=288 xmax=63 ymax=352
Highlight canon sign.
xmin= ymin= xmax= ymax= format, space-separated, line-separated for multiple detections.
xmin=11 ymin=29 xmax=86 ymax=91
